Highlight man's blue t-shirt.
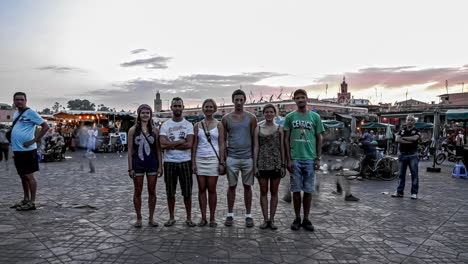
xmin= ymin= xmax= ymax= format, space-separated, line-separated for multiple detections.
xmin=11 ymin=109 xmax=45 ymax=152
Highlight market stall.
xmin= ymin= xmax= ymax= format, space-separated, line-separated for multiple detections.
xmin=53 ymin=110 xmax=135 ymax=152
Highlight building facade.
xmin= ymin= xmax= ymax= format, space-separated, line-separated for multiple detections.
xmin=0 ymin=103 xmax=14 ymax=124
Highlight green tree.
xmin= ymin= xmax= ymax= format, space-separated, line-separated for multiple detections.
xmin=52 ymin=102 xmax=62 ymax=113
xmin=97 ymin=104 xmax=110 ymax=111
xmin=41 ymin=108 xmax=52 ymax=114
xmin=67 ymin=99 xmax=96 ymax=110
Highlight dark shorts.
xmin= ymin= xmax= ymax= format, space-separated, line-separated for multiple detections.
xmin=134 ymin=168 xmax=157 ymax=177
xmin=164 ymin=161 xmax=192 ymax=198
xmin=257 ymin=170 xmax=281 ymax=179
xmin=14 ymin=150 xmax=39 ymax=176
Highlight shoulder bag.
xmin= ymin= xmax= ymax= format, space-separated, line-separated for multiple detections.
xmin=201 ymin=121 xmax=226 ymax=175
xmin=6 ymin=108 xmax=29 ymax=143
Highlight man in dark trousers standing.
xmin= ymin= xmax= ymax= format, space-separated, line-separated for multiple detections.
xmin=392 ymin=114 xmax=421 ymax=200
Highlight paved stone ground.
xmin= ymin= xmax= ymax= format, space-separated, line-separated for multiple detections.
xmin=1 ymin=151 xmax=468 ymax=264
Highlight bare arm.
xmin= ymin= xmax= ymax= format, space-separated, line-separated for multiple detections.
xmin=280 ymin=126 xmax=285 ymax=166
xmin=191 ymin=123 xmax=199 ymax=167
xmin=401 ymin=135 xmax=420 ymax=142
xmin=127 ymin=127 xmax=135 ymax=177
xmin=218 ymin=122 xmax=226 ymax=162
xmin=25 ymin=122 xmax=49 ymax=148
xmin=36 ymin=122 xmax=49 ymax=141
xmin=154 ymin=127 xmax=163 ymax=175
xmin=221 ymin=116 xmax=228 ymax=156
xmin=396 ymin=134 xmax=416 ymax=144
xmin=285 ymin=129 xmax=293 ymax=172
xmin=250 ymin=115 xmax=257 ymax=155
xmin=159 ymin=135 xmax=185 ymax=149
xmin=174 ymin=134 xmax=194 ymax=150
xmin=253 ymin=126 xmax=259 ymax=172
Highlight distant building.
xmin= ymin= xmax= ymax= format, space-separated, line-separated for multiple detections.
xmin=159 ymin=100 xmax=369 ymax=120
xmin=0 ymin=103 xmax=14 ymax=123
xmin=349 ymin=98 xmax=370 ymax=105
xmin=394 ymin=99 xmax=428 ymax=108
xmin=154 ymin=91 xmax=162 ymax=112
xmin=438 ymin=92 xmax=468 ymax=105
xmin=337 ymin=77 xmax=351 ymax=103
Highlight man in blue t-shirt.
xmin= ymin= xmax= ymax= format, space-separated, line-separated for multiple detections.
xmin=9 ymin=92 xmax=49 ymax=211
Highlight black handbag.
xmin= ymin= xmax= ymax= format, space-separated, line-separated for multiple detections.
xmin=6 ymin=108 xmax=29 ymax=143
xmin=201 ymin=121 xmax=226 ymax=175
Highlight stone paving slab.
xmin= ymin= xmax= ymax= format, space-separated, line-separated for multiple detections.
xmin=1 ymin=152 xmax=468 ymax=263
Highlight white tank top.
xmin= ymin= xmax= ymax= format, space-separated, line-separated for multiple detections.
xmin=196 ymin=127 xmax=220 ymax=157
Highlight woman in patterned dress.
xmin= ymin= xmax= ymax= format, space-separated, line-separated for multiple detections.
xmin=253 ymin=104 xmax=285 ymax=229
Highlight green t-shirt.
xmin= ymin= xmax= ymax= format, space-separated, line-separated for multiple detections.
xmin=283 ymin=110 xmax=325 ymax=160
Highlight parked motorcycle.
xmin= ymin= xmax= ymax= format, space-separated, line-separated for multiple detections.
xmin=435 ymin=140 xmax=458 ymax=165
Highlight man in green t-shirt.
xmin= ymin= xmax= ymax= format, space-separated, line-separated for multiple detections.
xmin=284 ymin=89 xmax=324 ymax=232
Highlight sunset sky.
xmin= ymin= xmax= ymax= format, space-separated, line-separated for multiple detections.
xmin=1 ymin=0 xmax=467 ymax=111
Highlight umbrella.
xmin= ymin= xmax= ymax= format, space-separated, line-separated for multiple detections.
xmin=430 ymin=109 xmax=440 ymax=149
xmin=428 ymin=108 xmax=441 ymax=172
xmin=351 ymin=117 xmax=357 ymax=133
xmin=361 ymin=122 xmax=395 ymax=129
xmin=323 ymin=120 xmax=344 ymax=128
xmin=385 ymin=124 xmax=393 ymax=139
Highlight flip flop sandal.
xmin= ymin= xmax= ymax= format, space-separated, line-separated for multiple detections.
xmin=133 ymin=220 xmax=142 ymax=228
xmin=148 ymin=220 xmax=159 ymax=227
xmin=197 ymin=219 xmax=208 ymax=227
xmin=185 ymin=220 xmax=196 ymax=227
xmin=164 ymin=219 xmax=176 ymax=227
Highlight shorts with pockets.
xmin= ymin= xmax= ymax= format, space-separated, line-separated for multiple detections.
xmin=290 ymin=159 xmax=315 ymax=193
xmin=164 ymin=161 xmax=192 ymax=198
xmin=226 ymin=157 xmax=254 ymax=187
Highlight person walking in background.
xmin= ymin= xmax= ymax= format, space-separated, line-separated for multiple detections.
xmin=192 ymin=99 xmax=225 ymax=227
xmin=392 ymin=115 xmax=421 ymax=200
xmin=9 ymin=92 xmax=49 ymax=211
xmin=127 ymin=104 xmax=163 ymax=228
xmin=159 ymin=97 xmax=195 ymax=227
xmin=253 ymin=104 xmax=285 ymax=230
xmin=0 ymin=126 xmax=10 ymax=169
xmin=284 ymin=89 xmax=324 ymax=232
xmin=221 ymin=89 xmax=257 ymax=228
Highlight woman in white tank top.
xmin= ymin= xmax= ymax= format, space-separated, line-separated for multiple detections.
xmin=191 ymin=99 xmax=225 ymax=227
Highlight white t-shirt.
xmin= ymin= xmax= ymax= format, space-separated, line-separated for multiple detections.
xmin=159 ymin=118 xmax=194 ymax=162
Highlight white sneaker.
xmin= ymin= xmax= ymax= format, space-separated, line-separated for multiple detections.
xmin=411 ymin=194 xmax=418 ymax=200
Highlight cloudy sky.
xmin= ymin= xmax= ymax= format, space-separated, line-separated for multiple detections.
xmin=1 ymin=0 xmax=467 ymax=111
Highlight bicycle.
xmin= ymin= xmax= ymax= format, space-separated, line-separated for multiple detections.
xmin=359 ymin=148 xmax=398 ymax=181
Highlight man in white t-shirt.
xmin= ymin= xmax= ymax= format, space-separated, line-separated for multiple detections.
xmin=159 ymin=97 xmax=195 ymax=227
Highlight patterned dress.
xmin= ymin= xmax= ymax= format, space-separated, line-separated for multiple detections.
xmin=257 ymin=126 xmax=281 ymax=172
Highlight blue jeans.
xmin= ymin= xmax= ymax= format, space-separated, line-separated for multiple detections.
xmin=291 ymin=160 xmax=316 ymax=193
xmin=396 ymin=153 xmax=419 ymax=195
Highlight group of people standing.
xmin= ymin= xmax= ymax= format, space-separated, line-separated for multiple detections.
xmin=7 ymin=90 xmax=425 ymax=231
xmin=127 ymin=88 xmax=324 ymax=231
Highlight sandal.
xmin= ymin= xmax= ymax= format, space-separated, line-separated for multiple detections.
xmin=259 ymin=221 xmax=269 ymax=229
xmin=269 ymin=220 xmax=278 ymax=230
xmin=164 ymin=219 xmax=176 ymax=227
xmin=185 ymin=220 xmax=196 ymax=227
xmin=133 ymin=219 xmax=142 ymax=228
xmin=148 ymin=219 xmax=159 ymax=227
xmin=197 ymin=219 xmax=208 ymax=227
xmin=209 ymin=222 xmax=217 ymax=228
xmin=10 ymin=200 xmax=27 ymax=209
